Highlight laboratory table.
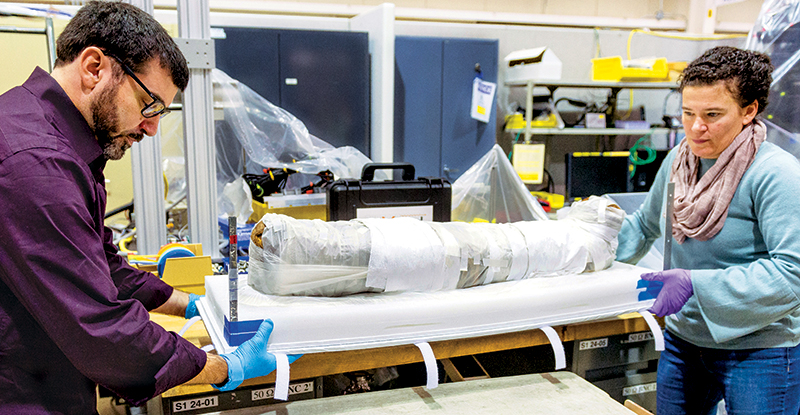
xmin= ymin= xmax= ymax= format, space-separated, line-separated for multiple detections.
xmin=146 ymin=312 xmax=658 ymax=414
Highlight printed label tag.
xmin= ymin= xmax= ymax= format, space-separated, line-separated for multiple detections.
xmin=251 ymin=381 xmax=315 ymax=401
xmin=623 ymin=382 xmax=657 ymax=396
xmin=470 ymin=78 xmax=496 ymax=123
xmin=579 ymin=338 xmax=608 ymax=350
xmin=625 ymin=332 xmax=654 ymax=343
xmin=173 ymin=396 xmax=218 ymax=413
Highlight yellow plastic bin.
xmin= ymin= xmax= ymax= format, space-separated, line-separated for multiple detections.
xmin=249 ymin=192 xmax=327 ymax=222
xmin=591 ymin=56 xmax=669 ymax=82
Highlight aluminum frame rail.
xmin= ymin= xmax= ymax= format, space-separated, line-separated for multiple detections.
xmin=126 ymin=0 xmax=167 ymax=255
xmin=177 ymin=0 xmax=218 ymax=258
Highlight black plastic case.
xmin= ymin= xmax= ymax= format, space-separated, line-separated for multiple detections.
xmin=326 ymin=163 xmax=451 ymax=222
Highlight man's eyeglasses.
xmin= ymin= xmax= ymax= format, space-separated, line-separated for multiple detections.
xmin=107 ymin=54 xmax=170 ymax=119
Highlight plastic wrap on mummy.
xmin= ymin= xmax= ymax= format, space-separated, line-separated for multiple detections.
xmin=247 ymin=196 xmax=625 ymax=296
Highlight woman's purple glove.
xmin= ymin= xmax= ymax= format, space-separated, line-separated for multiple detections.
xmin=214 ymin=320 xmax=302 ymax=391
xmin=640 ymin=269 xmax=693 ymax=317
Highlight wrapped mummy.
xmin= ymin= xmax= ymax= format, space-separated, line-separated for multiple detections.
xmin=248 ymin=196 xmax=625 ymax=296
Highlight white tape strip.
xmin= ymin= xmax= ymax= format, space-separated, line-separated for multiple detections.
xmin=638 ymin=310 xmax=665 ymax=351
xmin=500 ymin=224 xmax=528 ymax=281
xmin=597 ymin=199 xmax=607 ymax=224
xmin=415 ymin=342 xmax=438 ymax=389
xmin=436 ymin=224 xmax=461 ymax=257
xmin=274 ymin=220 xmax=286 ymax=236
xmin=274 ymin=353 xmax=290 ymax=401
xmin=540 ymin=326 xmax=566 ymax=370
xmin=178 ymin=316 xmax=202 ymax=337
xmin=483 ymin=258 xmax=507 ymax=267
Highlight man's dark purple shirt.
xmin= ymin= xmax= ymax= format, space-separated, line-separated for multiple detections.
xmin=0 ymin=68 xmax=206 ymax=414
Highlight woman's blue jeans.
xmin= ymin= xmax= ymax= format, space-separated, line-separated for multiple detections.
xmin=657 ymin=330 xmax=800 ymax=414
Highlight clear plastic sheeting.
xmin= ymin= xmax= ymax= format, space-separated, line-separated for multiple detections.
xmin=213 ymin=69 xmax=380 ymax=217
xmin=158 ymin=114 xmax=188 ymax=206
xmin=451 ymin=144 xmax=548 ymax=223
xmin=247 ymin=196 xmax=624 ymax=296
xmin=745 ymin=0 xmax=800 ymax=68
xmin=248 ymin=215 xmax=374 ymax=297
xmin=763 ymin=119 xmax=800 ymax=159
xmin=220 ymin=177 xmax=254 ymax=223
xmin=745 ymin=0 xmax=800 ymax=158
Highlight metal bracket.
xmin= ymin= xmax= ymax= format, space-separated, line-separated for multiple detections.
xmin=174 ymin=38 xmax=215 ymax=69
xmin=663 ymin=182 xmax=675 ymax=271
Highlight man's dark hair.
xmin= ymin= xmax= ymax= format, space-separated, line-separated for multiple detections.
xmin=55 ymin=1 xmax=189 ymax=91
xmin=679 ymin=46 xmax=773 ymax=115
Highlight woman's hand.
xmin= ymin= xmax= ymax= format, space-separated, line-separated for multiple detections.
xmin=640 ymin=269 xmax=694 ymax=317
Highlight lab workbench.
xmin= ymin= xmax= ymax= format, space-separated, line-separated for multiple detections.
xmin=146 ymin=311 xmax=660 ymax=414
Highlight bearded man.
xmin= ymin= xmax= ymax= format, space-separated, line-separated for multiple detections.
xmin=0 ymin=2 xmax=291 ymax=413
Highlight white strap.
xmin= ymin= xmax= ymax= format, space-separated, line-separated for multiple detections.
xmin=274 ymin=353 xmax=290 ymax=401
xmin=178 ymin=316 xmax=202 ymax=337
xmin=414 ymin=342 xmax=439 ymax=389
xmin=638 ymin=310 xmax=665 ymax=351
xmin=540 ymin=326 xmax=566 ymax=370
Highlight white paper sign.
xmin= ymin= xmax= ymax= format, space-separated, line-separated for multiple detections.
xmin=356 ymin=205 xmax=434 ymax=221
xmin=471 ymin=78 xmax=496 ymax=123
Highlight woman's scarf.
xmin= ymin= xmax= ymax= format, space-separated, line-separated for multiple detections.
xmin=670 ymin=119 xmax=766 ymax=243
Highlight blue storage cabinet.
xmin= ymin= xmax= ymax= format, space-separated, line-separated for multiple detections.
xmin=214 ymin=27 xmax=280 ymax=104
xmin=394 ymin=37 xmax=443 ymax=179
xmin=279 ymin=30 xmax=370 ymax=153
xmin=394 ymin=36 xmax=498 ymax=181
xmin=214 ymin=27 xmax=370 ymax=156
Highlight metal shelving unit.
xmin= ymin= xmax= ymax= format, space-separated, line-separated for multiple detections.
xmin=505 ymin=127 xmax=671 ymax=136
xmin=504 ymin=79 xmax=678 ymax=143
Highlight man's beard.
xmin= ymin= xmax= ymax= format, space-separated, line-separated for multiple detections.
xmin=91 ymin=81 xmax=144 ymax=161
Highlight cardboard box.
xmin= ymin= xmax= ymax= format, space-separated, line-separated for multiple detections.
xmin=504 ymin=47 xmax=562 ymax=83
xmin=585 ymin=113 xmax=607 ymax=129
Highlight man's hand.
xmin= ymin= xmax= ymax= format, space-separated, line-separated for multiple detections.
xmin=214 ymin=320 xmax=302 ymax=391
xmin=185 ymin=293 xmax=202 ymax=319
xmin=640 ymin=269 xmax=694 ymax=317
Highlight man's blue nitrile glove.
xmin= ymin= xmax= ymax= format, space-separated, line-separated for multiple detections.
xmin=185 ymin=293 xmax=202 ymax=319
xmin=214 ymin=320 xmax=302 ymax=391
xmin=639 ymin=269 xmax=694 ymax=317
